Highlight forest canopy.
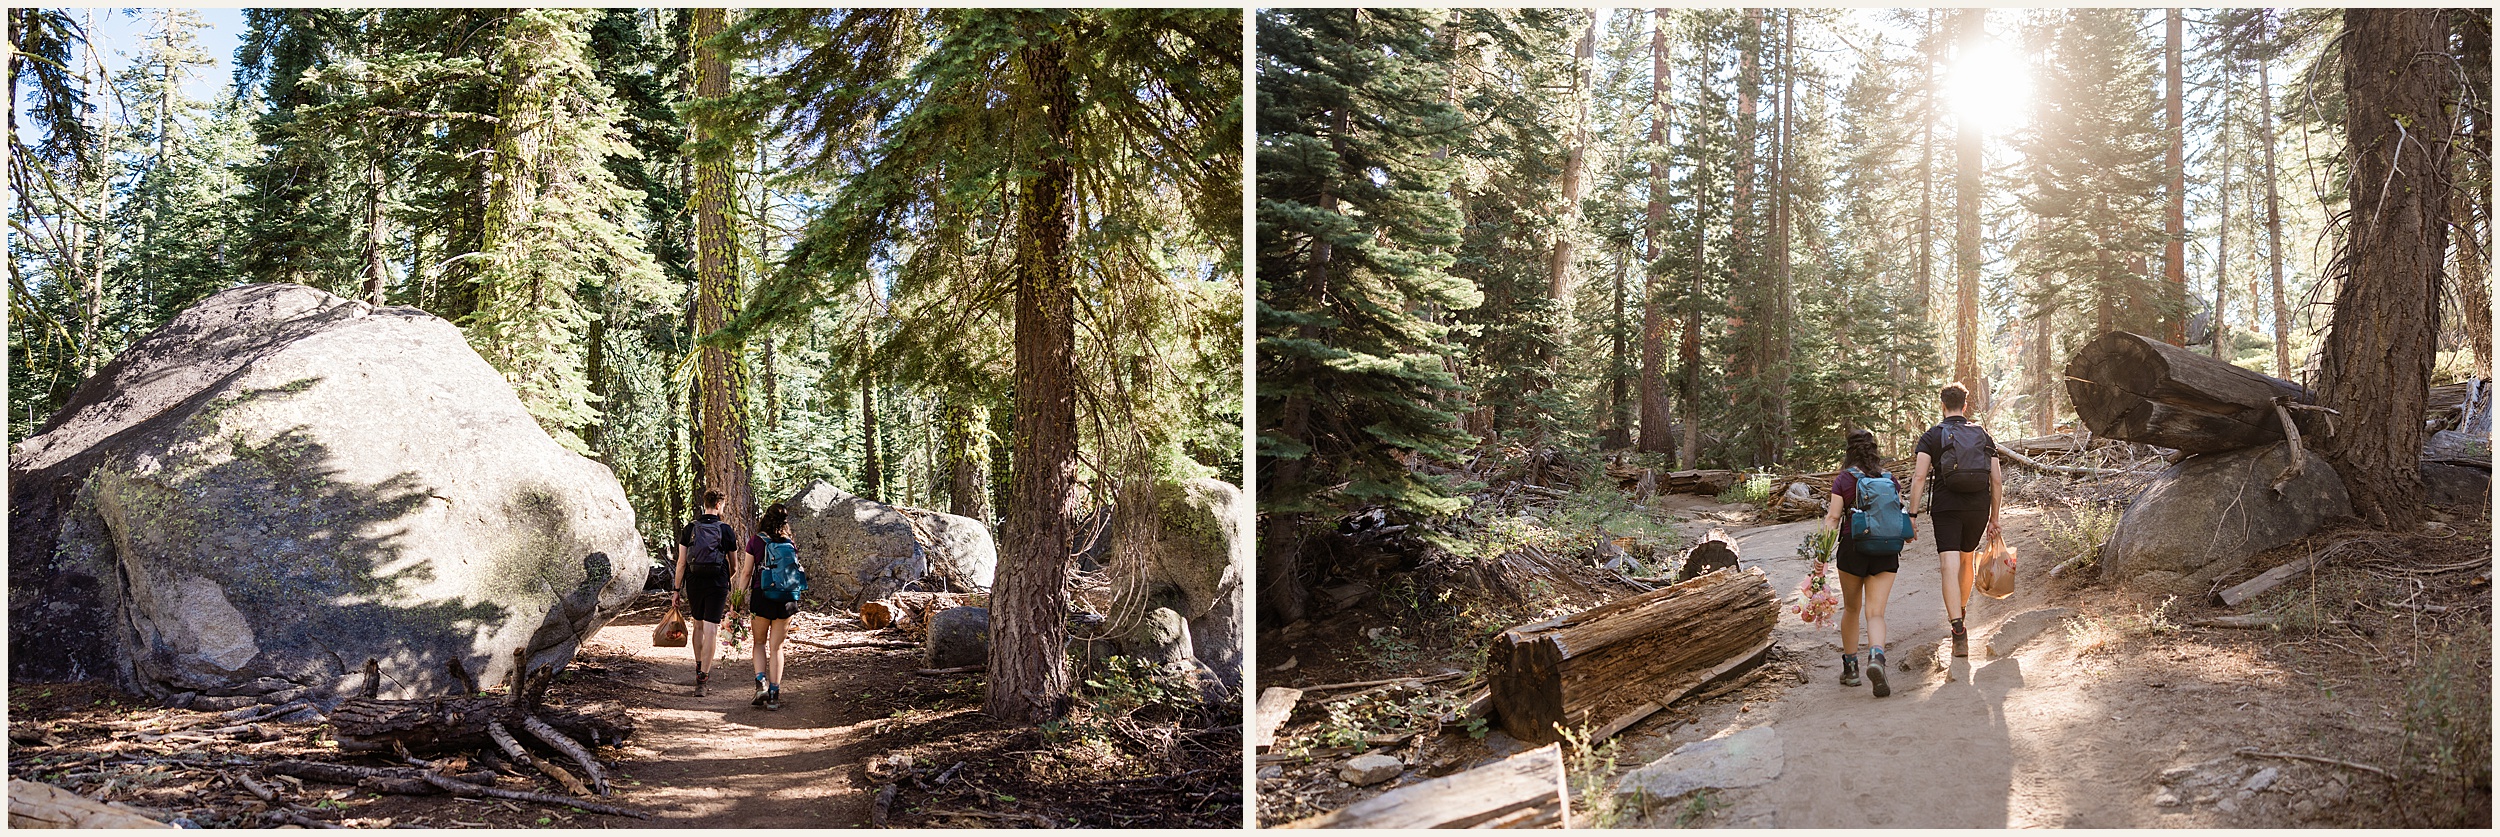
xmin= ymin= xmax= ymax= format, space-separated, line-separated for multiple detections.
xmin=9 ymin=8 xmax=1245 ymax=567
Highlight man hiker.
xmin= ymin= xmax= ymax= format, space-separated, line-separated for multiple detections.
xmin=674 ymin=489 xmax=740 ymax=695
xmin=1906 ymin=382 xmax=2003 ymax=658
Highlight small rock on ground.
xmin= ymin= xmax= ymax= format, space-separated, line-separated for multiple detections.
xmin=1339 ymin=753 xmax=1403 ymax=786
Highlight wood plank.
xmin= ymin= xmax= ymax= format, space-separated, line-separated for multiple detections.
xmin=8 ymin=779 xmax=177 ymax=829
xmin=1253 ymin=687 xmax=1304 ymax=752
xmin=1280 ymin=743 xmax=1570 ymax=829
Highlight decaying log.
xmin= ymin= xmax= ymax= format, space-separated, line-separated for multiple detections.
xmin=1671 ymin=530 xmax=1741 ymax=584
xmin=859 ymin=592 xmax=974 ymax=636
xmin=2065 ymin=331 xmax=2325 ymax=453
xmin=1253 ymin=687 xmax=1303 ymax=752
xmin=1488 ymin=568 xmax=1776 ymax=745
xmin=8 ymin=778 xmax=178 ymax=829
xmin=912 ymin=665 xmax=984 ymax=676
xmin=519 ymin=715 xmax=609 ymax=796
xmin=1281 ymin=743 xmax=1569 ymax=829
xmin=328 ymin=695 xmax=631 ymax=753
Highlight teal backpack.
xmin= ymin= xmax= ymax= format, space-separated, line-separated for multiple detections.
xmin=759 ymin=539 xmax=809 ymax=603
xmin=1845 ymin=467 xmax=1913 ymax=557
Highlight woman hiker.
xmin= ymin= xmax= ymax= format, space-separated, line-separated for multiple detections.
xmin=674 ymin=489 xmax=740 ymax=696
xmin=1822 ymin=429 xmax=1907 ymax=697
xmin=741 ymin=504 xmax=799 ymax=709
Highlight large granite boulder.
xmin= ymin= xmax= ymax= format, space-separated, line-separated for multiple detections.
xmin=1088 ymin=478 xmax=1246 ymax=690
xmin=8 ymin=284 xmax=646 ymax=700
xmin=782 ymin=481 xmax=995 ymax=607
xmin=2102 ymin=443 xmax=2351 ymax=593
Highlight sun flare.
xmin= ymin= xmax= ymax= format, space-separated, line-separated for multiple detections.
xmin=1946 ymin=36 xmax=2032 ymax=137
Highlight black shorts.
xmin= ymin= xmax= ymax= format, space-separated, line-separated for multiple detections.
xmin=1836 ymin=539 xmax=1900 ymax=578
xmin=1930 ymin=509 xmax=1989 ymax=554
xmin=749 ymin=591 xmax=797 ymax=621
xmin=682 ymin=565 xmax=730 ymax=623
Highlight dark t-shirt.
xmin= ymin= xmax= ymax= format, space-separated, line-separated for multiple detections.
xmin=1915 ymin=416 xmax=1996 ymax=512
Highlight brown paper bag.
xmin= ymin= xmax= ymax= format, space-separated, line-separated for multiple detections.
xmin=1975 ymin=529 xmax=2017 ymax=600
xmin=653 ymin=602 xmax=689 ymax=647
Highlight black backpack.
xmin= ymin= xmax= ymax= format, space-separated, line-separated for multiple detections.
xmin=686 ymin=518 xmax=735 ymax=568
xmin=1935 ymin=421 xmax=1995 ymax=494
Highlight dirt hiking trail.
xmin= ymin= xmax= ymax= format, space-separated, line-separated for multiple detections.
xmin=565 ymin=600 xmax=894 ymax=827
xmin=1581 ymin=500 xmax=2482 ymax=828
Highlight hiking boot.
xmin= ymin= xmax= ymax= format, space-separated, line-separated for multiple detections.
xmin=1867 ymin=647 xmax=1890 ymax=698
xmin=1839 ymin=653 xmax=1862 ymax=687
xmin=764 ymin=686 xmax=781 ymax=711
xmin=694 ymin=670 xmax=710 ymax=696
xmin=751 ymin=675 xmax=771 ymax=707
xmin=1950 ymin=620 xmax=1968 ymax=658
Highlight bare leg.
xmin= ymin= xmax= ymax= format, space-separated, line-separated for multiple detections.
xmin=1938 ymin=551 xmax=1966 ymax=622
xmin=693 ymin=620 xmax=719 ymax=674
xmin=1838 ymin=571 xmax=1865 ymax=655
xmin=751 ymin=618 xmax=769 ymax=676
xmin=764 ymin=619 xmax=789 ymax=688
xmin=1863 ymin=571 xmax=1897 ymax=650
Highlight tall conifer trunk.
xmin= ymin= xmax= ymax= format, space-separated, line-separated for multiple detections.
xmin=692 ymin=7 xmax=754 ymax=530
xmin=1638 ymin=8 xmax=1675 ymax=457
xmin=2163 ymin=9 xmax=2187 ymax=344
xmin=2319 ymin=8 xmax=2452 ymax=529
xmin=987 ymin=34 xmax=1078 ymax=724
xmin=2212 ymin=68 xmax=2232 ymax=359
xmin=2259 ymin=51 xmax=2291 ymax=378
xmin=1953 ymin=9 xmax=1983 ymax=393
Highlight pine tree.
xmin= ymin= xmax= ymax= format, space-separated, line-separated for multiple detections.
xmin=1259 ymin=8 xmax=1476 ymax=620
xmin=467 ymin=8 xmax=672 ymax=451
xmin=721 ymin=9 xmax=1241 ymax=723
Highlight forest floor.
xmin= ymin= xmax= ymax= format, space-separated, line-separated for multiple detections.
xmin=1256 ymin=475 xmax=2492 ymax=829
xmin=7 ymin=591 xmax=1240 ymax=829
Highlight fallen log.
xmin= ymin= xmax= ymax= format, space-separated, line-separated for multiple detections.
xmin=1281 ymin=743 xmax=1569 ymax=829
xmin=1253 ymin=687 xmax=1303 ymax=752
xmin=328 ymin=695 xmax=631 ymax=754
xmin=1488 ymin=567 xmax=1776 ymax=745
xmin=7 ymin=778 xmax=178 ymax=829
xmin=860 ymin=592 xmax=974 ymax=636
xmin=2065 ymin=331 xmax=2324 ymax=453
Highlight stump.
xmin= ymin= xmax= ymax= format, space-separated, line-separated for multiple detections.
xmin=2064 ymin=331 xmax=2324 ymax=453
xmin=328 ymin=696 xmax=633 ymax=753
xmin=1487 ymin=567 xmax=1776 ymax=745
xmin=859 ymin=592 xmax=974 ymax=637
